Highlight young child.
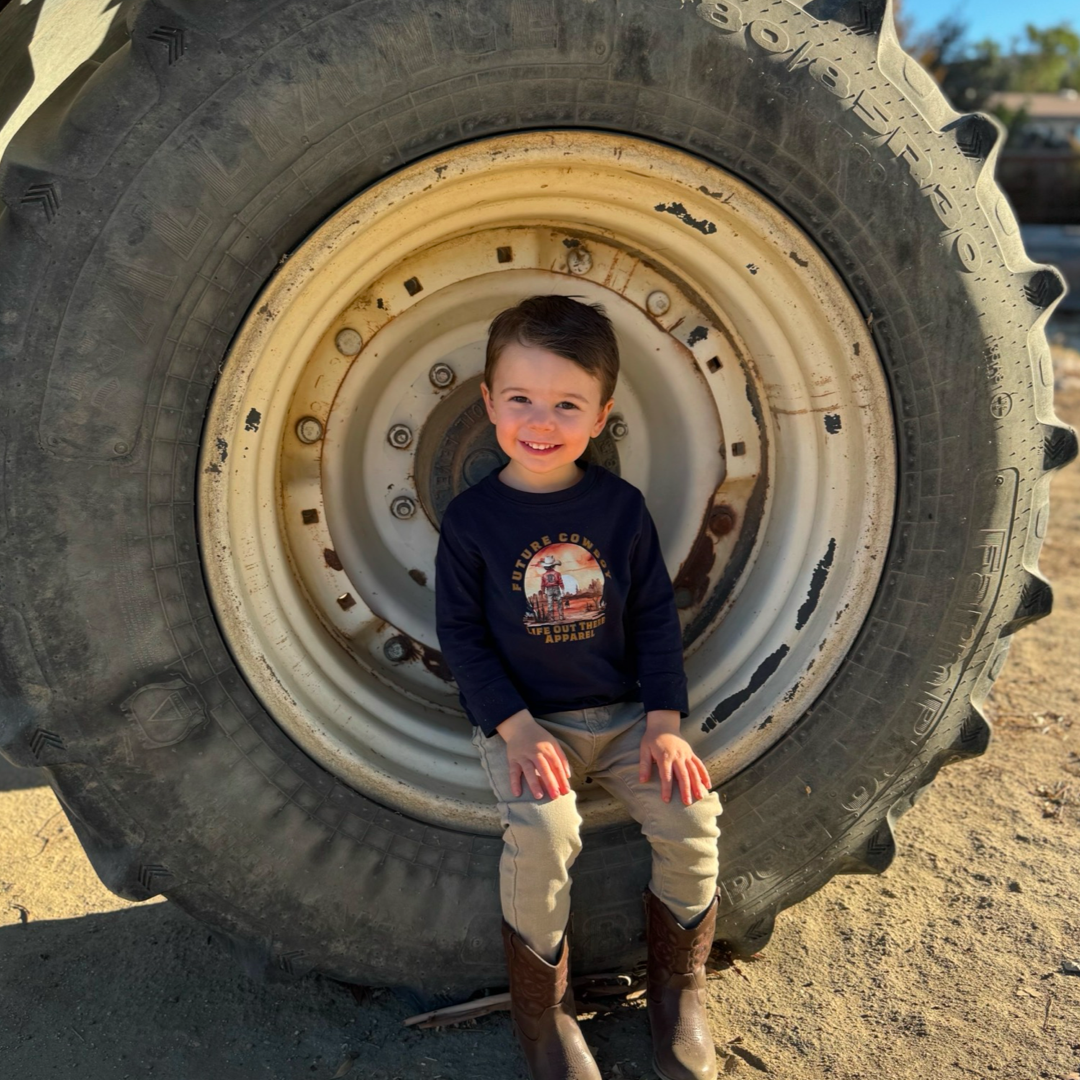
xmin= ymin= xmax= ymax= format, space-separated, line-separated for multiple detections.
xmin=435 ymin=295 xmax=723 ymax=1080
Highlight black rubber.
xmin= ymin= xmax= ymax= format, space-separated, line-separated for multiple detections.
xmin=0 ymin=0 xmax=1075 ymax=1001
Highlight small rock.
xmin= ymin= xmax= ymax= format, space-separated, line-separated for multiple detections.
xmin=1007 ymin=881 xmax=1022 ymax=893
xmin=1062 ymin=959 xmax=1080 ymax=976
xmin=1014 ymin=833 xmax=1031 ymax=843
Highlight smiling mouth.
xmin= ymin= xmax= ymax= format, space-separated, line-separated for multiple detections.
xmin=521 ymin=440 xmax=560 ymax=453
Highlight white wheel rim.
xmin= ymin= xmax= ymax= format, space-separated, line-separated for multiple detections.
xmin=199 ymin=131 xmax=895 ymax=833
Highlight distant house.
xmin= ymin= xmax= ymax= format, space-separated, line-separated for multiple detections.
xmin=985 ymin=90 xmax=1080 ymax=226
xmin=987 ymin=89 xmax=1080 ymax=149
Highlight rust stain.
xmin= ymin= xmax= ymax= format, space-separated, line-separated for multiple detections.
xmin=420 ymin=643 xmax=454 ymax=683
xmin=708 ymin=506 xmax=737 ymax=538
xmin=771 ymin=403 xmax=840 ymax=415
xmin=673 ymin=503 xmax=721 ymax=610
xmin=382 ymin=629 xmax=455 ymax=683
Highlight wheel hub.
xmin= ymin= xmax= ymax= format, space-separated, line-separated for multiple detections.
xmin=414 ymin=374 xmax=622 ymax=524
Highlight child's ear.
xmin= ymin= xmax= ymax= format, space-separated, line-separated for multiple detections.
xmin=591 ymin=397 xmax=615 ymax=438
xmin=480 ymin=381 xmax=497 ymax=423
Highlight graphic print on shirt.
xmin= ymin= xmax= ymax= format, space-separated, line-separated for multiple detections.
xmin=520 ymin=541 xmax=607 ymax=643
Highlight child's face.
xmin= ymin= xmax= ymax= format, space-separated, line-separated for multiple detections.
xmin=481 ymin=343 xmax=614 ymax=489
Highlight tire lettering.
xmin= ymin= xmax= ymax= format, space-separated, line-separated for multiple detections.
xmin=102 ymin=260 xmax=176 ymax=344
xmin=512 ymin=0 xmax=558 ymax=48
xmin=922 ymin=184 xmax=962 ymax=230
xmin=911 ymin=692 xmax=945 ymax=738
xmin=698 ymin=1 xmax=744 ymax=33
xmin=748 ymin=20 xmax=789 ymax=53
xmin=371 ymin=12 xmax=438 ymax=77
xmin=449 ymin=0 xmax=497 ymax=55
xmin=698 ymin=0 xmax=974 ymax=273
xmin=954 ymin=231 xmax=983 ymax=273
xmin=809 ymin=57 xmax=851 ymax=98
xmin=132 ymin=199 xmax=211 ymax=260
xmin=850 ymin=89 xmax=894 ymax=136
xmin=886 ymin=130 xmax=933 ymax=183
xmin=188 ymin=141 xmax=256 ymax=204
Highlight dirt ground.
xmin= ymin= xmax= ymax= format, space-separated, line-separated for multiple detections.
xmin=3 ymin=321 xmax=1079 ymax=1080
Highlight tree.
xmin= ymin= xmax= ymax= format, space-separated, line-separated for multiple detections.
xmin=1010 ymin=24 xmax=1080 ymax=93
xmin=900 ymin=16 xmax=1080 ymax=117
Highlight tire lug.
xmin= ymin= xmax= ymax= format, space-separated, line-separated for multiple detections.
xmin=646 ymin=290 xmax=670 ymax=316
xmin=296 ymin=416 xmax=324 ymax=444
xmin=335 ymin=327 xmax=363 ymax=355
xmin=429 ymin=363 xmax=455 ymax=388
xmin=387 ymin=423 xmax=413 ymax=449
xmin=567 ymin=247 xmax=592 ymax=274
xmin=390 ymin=495 xmax=416 ymax=519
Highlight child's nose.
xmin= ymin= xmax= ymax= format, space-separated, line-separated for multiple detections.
xmin=528 ymin=409 xmax=557 ymax=431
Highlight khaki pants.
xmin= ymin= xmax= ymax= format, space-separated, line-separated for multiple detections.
xmin=473 ymin=700 xmax=722 ymax=961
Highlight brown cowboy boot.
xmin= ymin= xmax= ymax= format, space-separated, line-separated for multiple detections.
xmin=644 ymin=889 xmax=719 ymax=1080
xmin=502 ymin=921 xmax=602 ymax=1080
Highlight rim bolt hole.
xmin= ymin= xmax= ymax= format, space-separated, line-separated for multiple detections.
xmin=646 ymin=290 xmax=670 ymax=316
xmin=429 ymin=364 xmax=455 ymax=388
xmin=567 ymin=247 xmax=592 ymax=274
xmin=388 ymin=424 xmax=414 ymax=449
xmin=384 ymin=636 xmax=410 ymax=662
xmin=709 ymin=506 xmax=737 ymax=537
xmin=391 ymin=495 xmax=416 ymax=519
xmin=335 ymin=328 xmax=363 ymax=355
xmin=296 ymin=416 xmax=324 ymax=444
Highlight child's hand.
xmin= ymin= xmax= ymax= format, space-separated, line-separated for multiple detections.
xmin=497 ymin=710 xmax=573 ymax=800
xmin=639 ymin=710 xmax=711 ymax=805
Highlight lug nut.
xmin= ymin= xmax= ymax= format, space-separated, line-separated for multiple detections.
xmin=708 ymin=505 xmax=737 ymax=537
xmin=384 ymin=636 xmax=409 ymax=662
xmin=646 ymin=290 xmax=670 ymax=316
xmin=391 ymin=495 xmax=416 ymax=519
xmin=335 ymin=327 xmax=363 ymax=355
xmin=296 ymin=416 xmax=324 ymax=444
xmin=429 ymin=363 xmax=455 ymax=388
xmin=567 ymin=247 xmax=592 ymax=275
xmin=609 ymin=416 xmax=628 ymax=441
xmin=387 ymin=423 xmax=413 ymax=449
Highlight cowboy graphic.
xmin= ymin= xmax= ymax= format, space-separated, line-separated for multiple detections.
xmin=538 ymin=554 xmax=565 ymax=622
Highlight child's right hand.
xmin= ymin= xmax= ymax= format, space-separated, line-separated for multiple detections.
xmin=496 ymin=710 xmax=573 ymax=800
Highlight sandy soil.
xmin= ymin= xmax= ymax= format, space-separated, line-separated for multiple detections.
xmin=2 ymin=326 xmax=1079 ymax=1080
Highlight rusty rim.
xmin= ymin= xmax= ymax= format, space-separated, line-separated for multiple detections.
xmin=199 ymin=132 xmax=895 ymax=832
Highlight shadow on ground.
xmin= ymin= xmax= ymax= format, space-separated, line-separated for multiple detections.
xmin=0 ymin=756 xmax=45 ymax=793
xmin=0 ymin=902 xmax=653 ymax=1080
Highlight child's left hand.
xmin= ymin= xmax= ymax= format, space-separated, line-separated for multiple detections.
xmin=639 ymin=710 xmax=711 ymax=805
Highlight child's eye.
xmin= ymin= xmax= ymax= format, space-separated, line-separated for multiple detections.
xmin=509 ymin=395 xmax=529 ymax=403
xmin=556 ymin=401 xmax=579 ymax=410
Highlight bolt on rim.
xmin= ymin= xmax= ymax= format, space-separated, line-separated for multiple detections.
xmin=199 ymin=131 xmax=895 ymax=833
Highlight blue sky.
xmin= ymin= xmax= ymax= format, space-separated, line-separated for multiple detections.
xmin=899 ymin=0 xmax=1077 ymax=49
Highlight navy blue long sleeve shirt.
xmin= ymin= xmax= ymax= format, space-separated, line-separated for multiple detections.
xmin=434 ymin=462 xmax=688 ymax=737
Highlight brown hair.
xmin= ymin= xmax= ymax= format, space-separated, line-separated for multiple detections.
xmin=485 ymin=295 xmax=619 ymax=404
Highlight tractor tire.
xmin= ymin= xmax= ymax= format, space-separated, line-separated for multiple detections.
xmin=0 ymin=0 xmax=1074 ymax=1002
